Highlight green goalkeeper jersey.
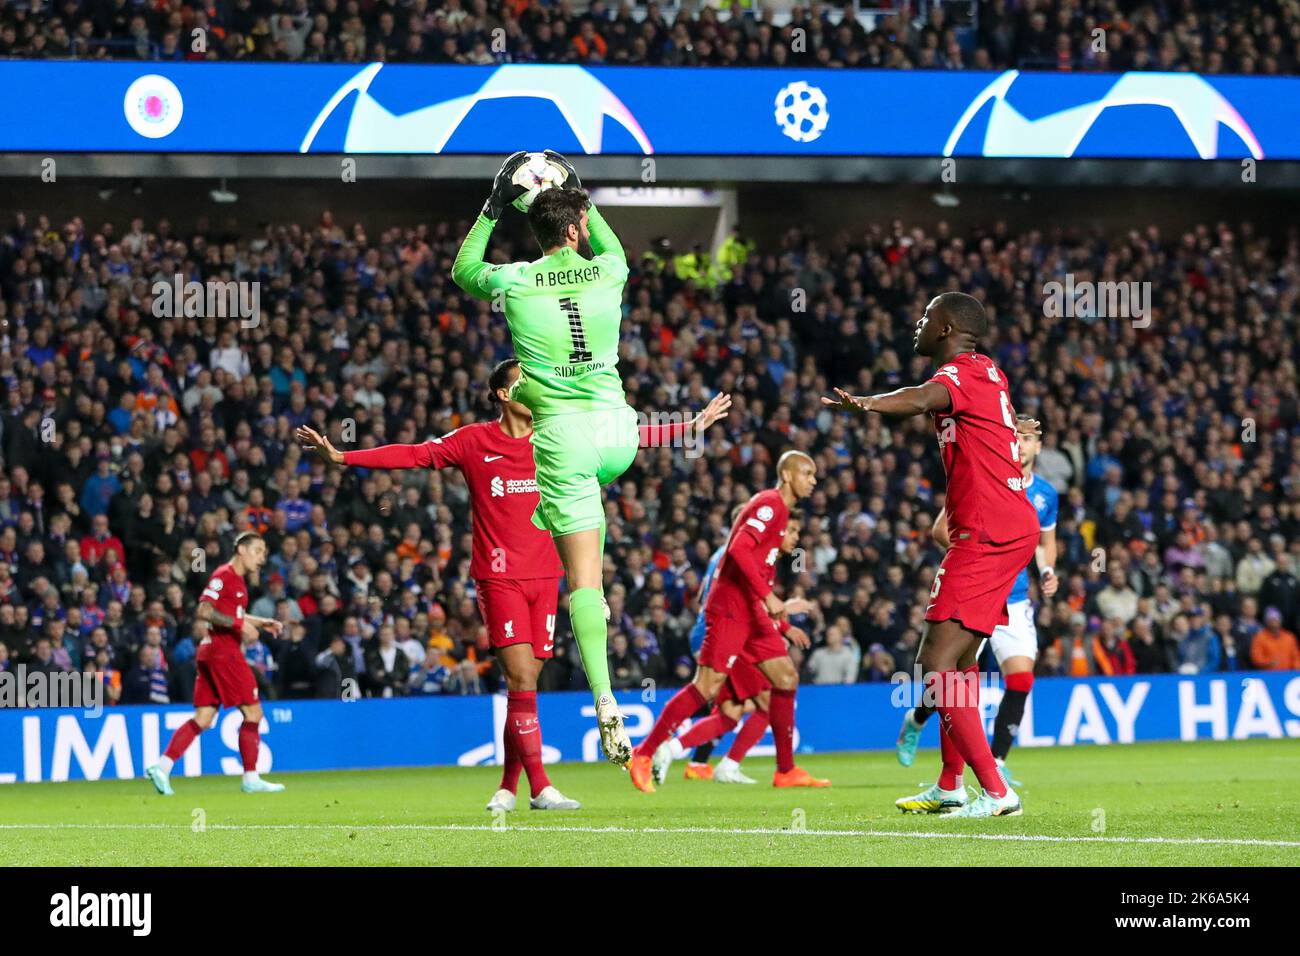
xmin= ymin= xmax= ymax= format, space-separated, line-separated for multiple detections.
xmin=452 ymin=205 xmax=629 ymax=419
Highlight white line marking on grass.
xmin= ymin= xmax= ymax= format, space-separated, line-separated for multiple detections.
xmin=1 ymin=823 xmax=1297 ymax=848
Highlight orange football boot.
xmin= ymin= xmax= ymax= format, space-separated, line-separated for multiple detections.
xmin=629 ymin=754 xmax=657 ymax=792
xmin=773 ymin=766 xmax=831 ymax=788
xmin=683 ymin=762 xmax=714 ymax=781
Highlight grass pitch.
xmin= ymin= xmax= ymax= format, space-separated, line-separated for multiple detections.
xmin=2 ymin=739 xmax=1297 ymax=866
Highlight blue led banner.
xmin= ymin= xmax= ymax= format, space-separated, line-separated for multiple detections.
xmin=1 ymin=671 xmax=1296 ymax=783
xmin=0 ymin=61 xmax=1293 ymax=158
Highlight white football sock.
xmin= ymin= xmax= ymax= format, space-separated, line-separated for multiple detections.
xmin=668 ymin=738 xmax=686 ymax=760
xmin=242 ymin=771 xmax=260 ymax=785
xmin=158 ymin=756 xmax=174 ymax=775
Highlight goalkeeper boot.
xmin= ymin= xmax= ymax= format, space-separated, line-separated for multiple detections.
xmin=595 ymin=693 xmax=631 ymax=767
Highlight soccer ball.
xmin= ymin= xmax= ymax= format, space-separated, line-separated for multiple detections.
xmin=511 ymin=152 xmax=568 ymax=213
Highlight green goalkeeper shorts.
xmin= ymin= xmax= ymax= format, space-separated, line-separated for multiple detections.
xmin=529 ymin=405 xmax=640 ymax=537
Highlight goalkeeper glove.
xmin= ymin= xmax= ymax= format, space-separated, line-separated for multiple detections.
xmin=482 ymin=151 xmax=530 ymax=221
xmin=543 ymin=149 xmax=582 ymax=191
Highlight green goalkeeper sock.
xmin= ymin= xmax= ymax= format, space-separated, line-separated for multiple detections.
xmin=569 ymin=586 xmax=611 ymax=702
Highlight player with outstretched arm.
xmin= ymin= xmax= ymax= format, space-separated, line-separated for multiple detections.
xmin=297 ymin=362 xmax=730 ymax=809
xmin=824 ymin=291 xmax=1039 ymax=818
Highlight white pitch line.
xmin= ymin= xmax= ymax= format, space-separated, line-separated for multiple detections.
xmin=0 ymin=822 xmax=1297 ymax=848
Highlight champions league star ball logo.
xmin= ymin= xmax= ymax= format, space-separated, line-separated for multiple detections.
xmin=774 ymin=80 xmax=829 ymax=144
xmin=944 ymin=70 xmax=1264 ymax=159
xmin=123 ymin=74 xmax=184 ymax=140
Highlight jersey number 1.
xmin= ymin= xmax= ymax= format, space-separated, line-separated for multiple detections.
xmin=560 ymin=297 xmax=592 ymax=363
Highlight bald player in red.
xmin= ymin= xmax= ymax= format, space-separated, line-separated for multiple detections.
xmin=629 ymin=450 xmax=828 ymax=792
xmin=297 ymin=361 xmax=731 ymax=811
xmin=825 ymin=291 xmax=1038 ymax=818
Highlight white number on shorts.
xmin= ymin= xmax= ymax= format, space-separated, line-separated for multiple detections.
xmin=545 ymin=614 xmax=555 ymax=638
xmin=930 ymin=567 xmax=946 ymax=600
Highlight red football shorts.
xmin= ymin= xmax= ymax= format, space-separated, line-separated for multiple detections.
xmin=476 ymin=577 xmax=560 ymax=659
xmin=925 ymin=531 xmax=1039 ymax=636
xmin=699 ymin=611 xmax=788 ymax=675
xmin=717 ymin=654 xmax=771 ymax=705
xmin=193 ymin=653 xmax=259 ymax=709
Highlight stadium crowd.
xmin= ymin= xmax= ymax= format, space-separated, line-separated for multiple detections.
xmin=0 ymin=200 xmax=1298 ymax=706
xmin=1 ymin=0 xmax=1298 ymax=75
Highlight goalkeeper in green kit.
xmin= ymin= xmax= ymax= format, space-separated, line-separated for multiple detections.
xmin=453 ymin=151 xmax=638 ymax=766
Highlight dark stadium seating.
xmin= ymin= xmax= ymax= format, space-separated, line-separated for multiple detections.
xmin=1 ymin=1 xmax=1298 ymax=75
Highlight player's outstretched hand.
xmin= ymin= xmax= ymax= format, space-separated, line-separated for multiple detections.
xmin=821 ymin=387 xmax=872 ymax=415
xmin=785 ymin=625 xmax=812 ymax=650
xmin=294 ymin=425 xmax=344 ymax=465
xmin=1016 ymin=417 xmax=1042 ymax=439
xmin=483 ymin=150 xmax=530 ymax=220
xmin=695 ymin=392 xmax=732 ymax=430
xmin=543 ymin=149 xmax=582 ymax=190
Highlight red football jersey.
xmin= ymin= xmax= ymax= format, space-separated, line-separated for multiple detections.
xmin=927 ymin=351 xmax=1038 ymax=544
xmin=706 ymin=488 xmax=789 ymax=620
xmin=197 ymin=562 xmax=248 ymax=661
xmin=346 ymin=421 xmax=563 ymax=581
